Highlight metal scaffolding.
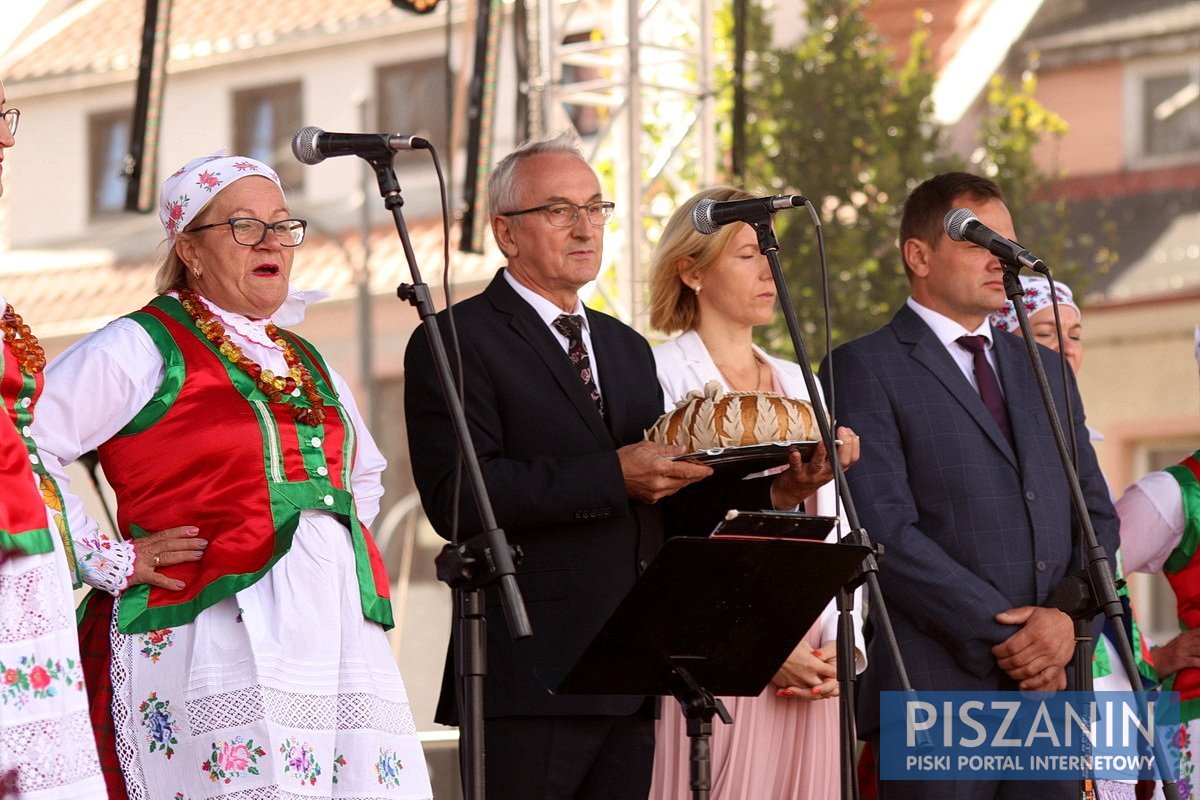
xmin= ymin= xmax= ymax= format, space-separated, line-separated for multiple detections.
xmin=527 ymin=0 xmax=718 ymax=332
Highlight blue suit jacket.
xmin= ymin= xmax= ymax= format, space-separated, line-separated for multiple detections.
xmin=820 ymin=304 xmax=1118 ymax=736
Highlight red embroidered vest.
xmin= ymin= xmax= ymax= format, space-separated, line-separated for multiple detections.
xmin=1162 ymin=450 xmax=1200 ymax=720
xmin=98 ymin=295 xmax=392 ymax=633
xmin=0 ymin=327 xmax=64 ymax=558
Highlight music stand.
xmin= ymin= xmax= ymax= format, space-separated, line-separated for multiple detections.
xmin=551 ymin=536 xmax=870 ymax=800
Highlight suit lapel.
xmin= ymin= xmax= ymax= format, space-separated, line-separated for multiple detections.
xmin=992 ymin=330 xmax=1044 ymax=463
xmin=485 ymin=275 xmax=614 ymax=447
xmin=894 ymin=306 xmax=1018 ymax=466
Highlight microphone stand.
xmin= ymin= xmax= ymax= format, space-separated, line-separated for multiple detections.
xmin=364 ymin=152 xmax=532 ymax=800
xmin=1000 ymin=265 xmax=1180 ymax=800
xmin=747 ymin=209 xmax=914 ymax=800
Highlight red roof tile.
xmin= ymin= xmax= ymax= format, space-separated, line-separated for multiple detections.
xmin=4 ymin=0 xmax=409 ymax=83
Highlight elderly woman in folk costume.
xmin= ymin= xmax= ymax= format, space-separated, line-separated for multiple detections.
xmin=32 ymin=153 xmax=432 ymax=799
xmin=1117 ymin=326 xmax=1200 ymax=798
xmin=0 ymin=79 xmax=108 ymax=799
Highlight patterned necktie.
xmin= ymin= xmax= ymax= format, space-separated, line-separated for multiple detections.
xmin=552 ymin=314 xmax=605 ymax=418
xmin=957 ymin=335 xmax=1013 ymax=446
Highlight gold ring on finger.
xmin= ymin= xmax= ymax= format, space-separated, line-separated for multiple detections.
xmin=153 ymin=554 xmax=161 ymax=567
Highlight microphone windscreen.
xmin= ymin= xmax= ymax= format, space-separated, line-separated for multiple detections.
xmin=691 ymin=198 xmax=720 ymax=235
xmin=943 ymin=207 xmax=977 ymax=242
xmin=292 ymin=126 xmax=325 ymax=165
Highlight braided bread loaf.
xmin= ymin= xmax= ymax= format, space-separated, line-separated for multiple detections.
xmin=646 ymin=381 xmax=818 ymax=451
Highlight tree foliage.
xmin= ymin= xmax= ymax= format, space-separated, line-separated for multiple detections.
xmin=725 ymin=0 xmax=1087 ymax=360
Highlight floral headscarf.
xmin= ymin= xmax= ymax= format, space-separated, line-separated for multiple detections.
xmin=158 ymin=151 xmax=281 ymax=241
xmin=989 ymin=275 xmax=1080 ymax=334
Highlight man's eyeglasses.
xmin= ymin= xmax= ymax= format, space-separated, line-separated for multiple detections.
xmin=499 ymin=201 xmax=615 ymax=228
xmin=188 ymin=217 xmax=308 ymax=247
xmin=2 ymin=109 xmax=20 ymax=137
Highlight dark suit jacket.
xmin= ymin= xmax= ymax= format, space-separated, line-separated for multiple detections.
xmin=820 ymin=303 xmax=1118 ymax=736
xmin=405 ymin=270 xmax=769 ymax=721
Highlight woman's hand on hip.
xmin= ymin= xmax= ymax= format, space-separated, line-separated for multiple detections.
xmin=129 ymin=526 xmax=207 ymax=591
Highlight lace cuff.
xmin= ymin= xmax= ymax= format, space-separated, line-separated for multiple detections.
xmin=75 ymin=533 xmax=136 ymax=596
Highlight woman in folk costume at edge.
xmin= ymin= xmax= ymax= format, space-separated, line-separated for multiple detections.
xmin=0 ymin=79 xmax=107 ymax=800
xmin=646 ymin=186 xmax=865 ymax=800
xmin=1117 ymin=326 xmax=1200 ymax=799
xmin=32 ymin=153 xmax=432 ymax=799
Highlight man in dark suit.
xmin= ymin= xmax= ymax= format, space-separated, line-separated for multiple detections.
xmin=404 ymin=134 xmax=839 ymax=799
xmin=821 ymin=172 xmax=1119 ymax=799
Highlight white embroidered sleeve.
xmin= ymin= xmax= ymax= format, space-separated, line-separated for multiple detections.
xmin=74 ymin=532 xmax=137 ymax=595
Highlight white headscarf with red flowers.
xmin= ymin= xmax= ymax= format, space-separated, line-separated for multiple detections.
xmin=158 ymin=151 xmax=282 ymax=241
xmin=989 ymin=275 xmax=1080 ymax=334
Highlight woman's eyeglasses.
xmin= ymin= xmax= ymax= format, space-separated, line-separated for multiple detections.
xmin=187 ymin=217 xmax=308 ymax=247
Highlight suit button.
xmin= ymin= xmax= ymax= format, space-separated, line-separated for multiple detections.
xmin=1036 ymin=560 xmax=1047 ymax=572
xmin=639 ymin=559 xmax=648 ymax=571
xmin=1024 ymin=490 xmax=1036 ymax=501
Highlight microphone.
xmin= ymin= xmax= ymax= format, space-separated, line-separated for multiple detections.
xmin=291 ymin=126 xmax=429 ymax=165
xmin=943 ymin=208 xmax=1047 ymax=273
xmin=691 ymin=194 xmax=807 ymax=235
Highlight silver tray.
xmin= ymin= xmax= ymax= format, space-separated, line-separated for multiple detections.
xmin=671 ymin=440 xmax=821 ymax=477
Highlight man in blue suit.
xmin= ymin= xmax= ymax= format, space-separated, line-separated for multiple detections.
xmin=821 ymin=172 xmax=1118 ymax=799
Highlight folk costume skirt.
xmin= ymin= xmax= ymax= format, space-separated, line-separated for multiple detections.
xmin=109 ymin=512 xmax=432 ymax=799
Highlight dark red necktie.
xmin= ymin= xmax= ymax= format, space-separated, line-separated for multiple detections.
xmin=552 ymin=314 xmax=605 ymax=418
xmin=957 ymin=335 xmax=1013 ymax=445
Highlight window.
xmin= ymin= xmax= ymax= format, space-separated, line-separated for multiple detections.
xmin=233 ymin=82 xmax=303 ymax=190
xmin=1142 ymin=69 xmax=1200 ymax=157
xmin=376 ymin=59 xmax=452 ymax=153
xmin=1128 ymin=59 xmax=1200 ymax=165
xmin=88 ymin=109 xmax=131 ymax=217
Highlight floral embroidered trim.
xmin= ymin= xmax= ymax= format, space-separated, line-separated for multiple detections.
xmin=195 ymin=171 xmax=222 ymax=192
xmin=331 ymin=753 xmax=347 ymax=784
xmin=137 ymin=628 xmax=174 ymax=663
xmin=178 ymin=289 xmax=325 ymax=426
xmin=279 ymin=737 xmax=322 ymax=786
xmin=2 ymin=304 xmax=46 ymax=375
xmin=165 ymin=196 xmax=190 ymax=238
xmin=202 ymin=736 xmax=266 ymax=784
xmin=0 ymin=655 xmax=84 ymax=708
xmin=374 ymin=748 xmax=404 ymax=788
xmin=139 ymin=691 xmax=179 ymax=758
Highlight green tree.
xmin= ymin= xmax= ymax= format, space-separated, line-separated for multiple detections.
xmin=729 ymin=0 xmax=1094 ymax=360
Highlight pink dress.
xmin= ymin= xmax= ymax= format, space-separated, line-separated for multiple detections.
xmin=649 ymin=617 xmax=840 ymax=799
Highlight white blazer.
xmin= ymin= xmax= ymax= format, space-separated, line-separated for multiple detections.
xmin=653 ymin=329 xmax=866 ymax=668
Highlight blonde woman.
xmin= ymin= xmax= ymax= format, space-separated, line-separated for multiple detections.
xmin=647 ymin=187 xmax=864 ymax=799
